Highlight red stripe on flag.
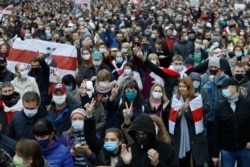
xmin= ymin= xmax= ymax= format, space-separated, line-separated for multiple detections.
xmin=8 ymin=49 xmax=77 ymax=71
xmin=192 ymin=107 xmax=203 ymax=122
xmin=169 ymin=108 xmax=178 ymax=122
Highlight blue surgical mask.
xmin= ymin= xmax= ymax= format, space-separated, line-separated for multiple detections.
xmin=103 ymin=141 xmax=118 ymax=152
xmin=235 ymin=51 xmax=242 ymax=57
xmin=66 ymin=85 xmax=73 ymax=91
xmin=193 ymin=81 xmax=200 ymax=89
xmin=37 ymin=138 xmax=50 ymax=148
xmin=222 ymin=89 xmax=232 ymax=99
xmin=125 ymin=92 xmax=137 ymax=100
xmin=116 ymin=57 xmax=123 ymax=64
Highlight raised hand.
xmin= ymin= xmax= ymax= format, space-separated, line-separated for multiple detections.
xmin=147 ymin=149 xmax=159 ymax=166
xmin=84 ymin=98 xmax=96 ymax=118
xmin=36 ymin=50 xmax=44 ymax=60
xmin=123 ymin=102 xmax=132 ymax=125
xmin=110 ymin=85 xmax=119 ymax=101
xmin=120 ymin=144 xmax=132 ymax=165
xmin=80 ymin=80 xmax=87 ymax=96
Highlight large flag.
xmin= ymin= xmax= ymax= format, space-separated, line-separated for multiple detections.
xmin=7 ymin=38 xmax=78 ymax=83
xmin=0 ymin=5 xmax=13 ymax=20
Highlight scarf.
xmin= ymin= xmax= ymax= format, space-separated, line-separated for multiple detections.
xmin=169 ymin=94 xmax=204 ymax=135
xmin=111 ymin=59 xmax=127 ymax=75
xmin=95 ymin=80 xmax=117 ymax=94
xmin=151 ymin=98 xmax=162 ymax=111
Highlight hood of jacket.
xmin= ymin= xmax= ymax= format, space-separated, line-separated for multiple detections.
xmin=128 ymin=113 xmax=156 ymax=140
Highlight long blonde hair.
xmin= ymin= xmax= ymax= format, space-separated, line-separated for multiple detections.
xmin=150 ymin=114 xmax=171 ymax=144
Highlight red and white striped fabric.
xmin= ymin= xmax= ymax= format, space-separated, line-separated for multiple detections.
xmin=0 ymin=5 xmax=13 ymax=20
xmin=7 ymin=38 xmax=78 ymax=83
xmin=169 ymin=94 xmax=204 ymax=135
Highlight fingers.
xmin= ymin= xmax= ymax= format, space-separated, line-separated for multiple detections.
xmin=125 ymin=102 xmax=128 ymax=109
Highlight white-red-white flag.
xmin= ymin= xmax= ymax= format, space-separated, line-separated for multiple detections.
xmin=7 ymin=39 xmax=78 ymax=83
xmin=0 ymin=5 xmax=13 ymax=20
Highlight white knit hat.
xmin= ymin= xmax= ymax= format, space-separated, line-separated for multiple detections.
xmin=70 ymin=108 xmax=86 ymax=120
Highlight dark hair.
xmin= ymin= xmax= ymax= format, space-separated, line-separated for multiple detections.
xmin=105 ymin=128 xmax=123 ymax=142
xmin=15 ymin=139 xmax=44 ymax=167
xmin=121 ymin=80 xmax=144 ymax=109
xmin=22 ymin=91 xmax=40 ymax=105
xmin=62 ymin=74 xmax=76 ymax=90
xmin=124 ymin=62 xmax=134 ymax=71
xmin=33 ymin=119 xmax=55 ymax=136
xmin=30 ymin=56 xmax=40 ymax=64
xmin=1 ymin=81 xmax=14 ymax=90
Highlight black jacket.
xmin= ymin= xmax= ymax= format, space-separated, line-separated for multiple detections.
xmin=117 ymin=113 xmax=178 ymax=167
xmin=213 ymin=97 xmax=250 ymax=157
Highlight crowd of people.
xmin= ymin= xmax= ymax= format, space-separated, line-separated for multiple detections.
xmin=0 ymin=0 xmax=250 ymax=167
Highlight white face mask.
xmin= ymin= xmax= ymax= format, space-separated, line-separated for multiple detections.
xmin=93 ymin=59 xmax=102 ymax=66
xmin=20 ymin=70 xmax=28 ymax=79
xmin=72 ymin=120 xmax=84 ymax=131
xmin=151 ymin=60 xmax=157 ymax=64
xmin=82 ymin=54 xmax=91 ymax=60
xmin=121 ymin=48 xmax=128 ymax=53
xmin=99 ymin=81 xmax=108 ymax=87
xmin=193 ymin=81 xmax=200 ymax=89
xmin=23 ymin=108 xmax=38 ymax=117
xmin=124 ymin=69 xmax=132 ymax=75
xmin=53 ymin=95 xmax=66 ymax=105
xmin=152 ymin=91 xmax=162 ymax=99
xmin=173 ymin=65 xmax=183 ymax=72
xmin=87 ymin=91 xmax=93 ymax=98
xmin=99 ymin=48 xmax=107 ymax=53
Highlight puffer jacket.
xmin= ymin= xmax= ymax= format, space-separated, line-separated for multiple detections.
xmin=43 ymin=136 xmax=74 ymax=167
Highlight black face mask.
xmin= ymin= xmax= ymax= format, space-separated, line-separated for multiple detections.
xmin=1 ymin=93 xmax=14 ymax=102
xmin=141 ymin=44 xmax=149 ymax=50
xmin=235 ymin=74 xmax=245 ymax=81
xmin=210 ymin=69 xmax=218 ymax=75
xmin=31 ymin=68 xmax=40 ymax=75
xmin=134 ymin=134 xmax=153 ymax=150
xmin=206 ymin=37 xmax=211 ymax=41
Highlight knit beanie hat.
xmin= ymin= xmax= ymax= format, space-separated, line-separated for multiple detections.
xmin=70 ymin=108 xmax=86 ymax=120
xmin=208 ymin=57 xmax=220 ymax=68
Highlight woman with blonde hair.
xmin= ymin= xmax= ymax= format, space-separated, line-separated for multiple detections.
xmin=168 ymin=77 xmax=208 ymax=167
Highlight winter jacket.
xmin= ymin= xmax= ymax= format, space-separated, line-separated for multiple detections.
xmin=213 ymin=97 xmax=250 ymax=157
xmin=48 ymin=103 xmax=79 ymax=136
xmin=11 ymin=76 xmax=40 ymax=98
xmin=0 ymin=69 xmax=14 ymax=83
xmin=0 ymin=134 xmax=16 ymax=157
xmin=8 ymin=105 xmax=51 ymax=140
xmin=43 ymin=136 xmax=74 ymax=167
xmin=28 ymin=58 xmax=50 ymax=105
xmin=173 ymin=40 xmax=194 ymax=60
xmin=201 ymin=71 xmax=229 ymax=121
xmin=0 ymin=148 xmax=15 ymax=167
xmin=117 ymin=113 xmax=178 ymax=167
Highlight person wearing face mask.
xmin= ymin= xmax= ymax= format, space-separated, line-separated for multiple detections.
xmin=117 ymin=63 xmax=143 ymax=91
xmin=79 ymin=51 xmax=114 ymax=82
xmin=8 ymin=91 xmax=51 ymax=140
xmin=13 ymin=139 xmax=50 ymax=167
xmin=28 ymin=53 xmax=50 ymax=106
xmin=61 ymin=108 xmax=95 ymax=167
xmin=0 ymin=82 xmax=23 ymax=135
xmin=173 ymin=31 xmax=194 ymax=60
xmin=0 ymin=56 xmax=14 ymax=83
xmin=118 ymin=113 xmax=178 ymax=167
xmin=47 ymin=84 xmax=79 ymax=136
xmin=147 ymin=83 xmax=170 ymax=125
xmin=200 ymin=57 xmax=229 ymax=167
xmin=106 ymin=80 xmax=150 ymax=129
xmin=11 ymin=63 xmax=40 ymax=98
xmin=111 ymin=51 xmax=127 ymax=80
xmin=228 ymin=45 xmax=245 ymax=69
xmin=84 ymin=98 xmax=123 ymax=167
xmin=168 ymin=77 xmax=209 ymax=167
xmin=187 ymin=37 xmax=209 ymax=67
xmin=33 ymin=119 xmax=74 ymax=167
xmin=231 ymin=63 xmax=250 ymax=98
xmin=212 ymin=78 xmax=250 ymax=167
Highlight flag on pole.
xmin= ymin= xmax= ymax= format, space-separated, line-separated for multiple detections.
xmin=7 ymin=39 xmax=78 ymax=83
